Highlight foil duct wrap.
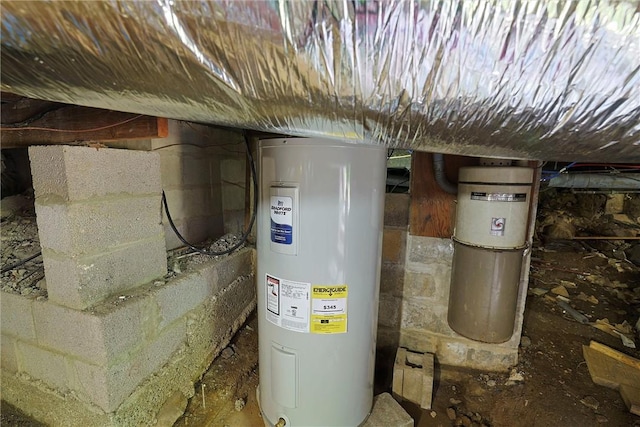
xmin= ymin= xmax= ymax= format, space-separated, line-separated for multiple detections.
xmin=1 ymin=1 xmax=639 ymax=161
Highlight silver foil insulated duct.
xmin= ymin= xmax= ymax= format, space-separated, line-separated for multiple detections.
xmin=1 ymin=1 xmax=639 ymax=161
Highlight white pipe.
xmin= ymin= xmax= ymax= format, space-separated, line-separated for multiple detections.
xmin=549 ymin=173 xmax=640 ymax=189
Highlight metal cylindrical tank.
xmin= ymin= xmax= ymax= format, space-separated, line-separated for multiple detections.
xmin=257 ymin=137 xmax=386 ymax=427
xmin=448 ymin=241 xmax=525 ymax=342
xmin=448 ymin=166 xmax=533 ymax=343
xmin=454 ymin=167 xmax=533 ymax=249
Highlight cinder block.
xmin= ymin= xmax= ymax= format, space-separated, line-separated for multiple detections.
xmin=222 ymin=209 xmax=246 ymax=235
xmin=382 ymin=229 xmax=406 ymax=263
xmin=195 ymin=248 xmax=253 ymax=296
xmin=399 ymin=329 xmax=438 ymax=354
xmin=399 ymin=332 xmax=518 ymax=371
xmin=187 ymin=273 xmax=255 ymax=349
xmin=153 ymin=272 xmax=210 ymax=329
xmin=33 ymin=297 xmax=150 ymax=366
xmin=29 ymin=145 xmax=161 ymax=201
xmin=221 ymin=158 xmax=246 ymax=184
xmin=403 ymin=271 xmax=436 ymax=298
xmin=218 ymin=274 xmax=255 ymax=313
xmin=392 ymin=348 xmax=434 ymax=410
xmin=405 ymin=263 xmax=451 ymax=300
xmin=401 ymin=298 xmax=451 ymax=335
xmin=1 ymin=334 xmax=19 ymax=373
xmin=466 ymin=347 xmax=517 ymax=369
xmin=16 ymin=340 xmax=70 ymax=391
xmin=35 ymin=195 xmax=163 ymax=255
xmin=182 ymin=156 xmax=217 ymax=188
xmin=215 ymin=248 xmax=253 ymax=287
xmin=161 ymin=188 xmax=215 ymax=222
xmin=0 ymin=292 xmax=36 ymax=340
xmin=384 ymin=193 xmax=410 ymax=227
xmin=380 ymin=264 xmax=405 ymax=296
xmin=362 ymin=392 xmax=413 ymax=427
xmin=44 ymin=235 xmax=167 ymax=310
xmin=163 ymin=215 xmax=222 ymax=251
xmin=221 ymin=184 xmax=246 ymax=211
xmin=378 ymin=294 xmax=402 ymax=329
xmin=407 ymin=236 xmax=453 ymax=264
xmin=440 ymin=340 xmax=469 ymax=366
xmin=68 ymin=320 xmax=186 ymax=412
xmin=158 ymin=153 xmax=184 ymax=189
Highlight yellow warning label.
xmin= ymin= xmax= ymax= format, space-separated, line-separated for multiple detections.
xmin=311 ymin=285 xmax=348 ymax=334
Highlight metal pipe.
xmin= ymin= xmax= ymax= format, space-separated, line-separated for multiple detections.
xmin=433 ymin=153 xmax=458 ymax=194
xmin=549 ymin=173 xmax=640 ymax=189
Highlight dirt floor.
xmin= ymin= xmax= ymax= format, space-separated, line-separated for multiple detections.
xmin=174 ymin=315 xmax=263 ymax=427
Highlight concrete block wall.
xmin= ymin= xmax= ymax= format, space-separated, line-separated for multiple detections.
xmin=1 ymin=248 xmax=256 ymax=425
xmin=108 ymin=121 xmax=247 ymax=249
xmin=2 ymin=140 xmax=256 ymax=425
xmin=29 ymin=145 xmax=167 ymax=310
xmin=152 ymin=121 xmax=246 ymax=249
xmin=220 ymin=157 xmax=248 ymax=235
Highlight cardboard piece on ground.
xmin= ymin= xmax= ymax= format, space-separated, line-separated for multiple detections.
xmin=583 ymin=341 xmax=640 ymax=414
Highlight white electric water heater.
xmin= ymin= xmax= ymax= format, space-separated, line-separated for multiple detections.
xmin=257 ymin=137 xmax=386 ymax=427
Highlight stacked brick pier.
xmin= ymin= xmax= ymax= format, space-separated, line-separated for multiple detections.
xmin=1 ymin=145 xmax=256 ymax=426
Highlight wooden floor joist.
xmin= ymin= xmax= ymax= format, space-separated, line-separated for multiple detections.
xmin=1 ymin=93 xmax=168 ymax=148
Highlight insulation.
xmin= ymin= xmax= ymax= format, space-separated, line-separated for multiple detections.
xmin=1 ymin=1 xmax=639 ymax=161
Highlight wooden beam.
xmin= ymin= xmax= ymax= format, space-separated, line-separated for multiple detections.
xmin=1 ymin=91 xmax=27 ymax=104
xmin=1 ymin=94 xmax=61 ymax=125
xmin=409 ymin=152 xmax=477 ymax=237
xmin=1 ymin=104 xmax=168 ymax=148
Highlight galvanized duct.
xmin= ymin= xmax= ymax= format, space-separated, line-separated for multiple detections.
xmin=1 ymin=1 xmax=639 ymax=161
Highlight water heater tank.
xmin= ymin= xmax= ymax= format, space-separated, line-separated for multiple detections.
xmin=257 ymin=138 xmax=386 ymax=426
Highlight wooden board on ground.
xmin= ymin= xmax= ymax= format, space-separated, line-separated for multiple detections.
xmin=583 ymin=341 xmax=640 ymax=414
xmin=619 ymin=385 xmax=640 ymax=416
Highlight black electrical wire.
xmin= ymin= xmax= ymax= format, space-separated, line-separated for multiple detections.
xmin=162 ymin=131 xmax=258 ymax=256
xmin=1 ymin=252 xmax=42 ymax=274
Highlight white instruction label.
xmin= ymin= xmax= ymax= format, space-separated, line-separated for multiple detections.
xmin=266 ymin=274 xmax=310 ymax=333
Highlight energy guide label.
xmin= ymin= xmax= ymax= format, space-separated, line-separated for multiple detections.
xmin=311 ymin=285 xmax=348 ymax=334
xmin=265 ymin=274 xmax=309 ymax=333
